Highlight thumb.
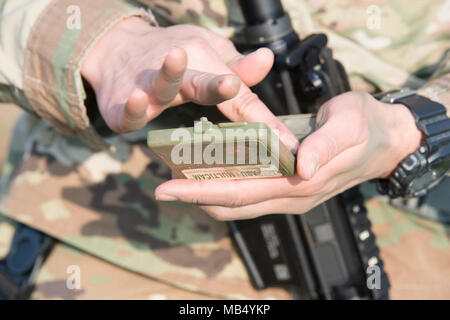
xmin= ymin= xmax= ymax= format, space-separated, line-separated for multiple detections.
xmin=297 ymin=107 xmax=355 ymax=180
xmin=228 ymin=48 xmax=274 ymax=87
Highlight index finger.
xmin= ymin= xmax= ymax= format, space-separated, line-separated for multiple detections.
xmin=155 ymin=176 xmax=302 ymax=207
xmin=217 ymin=85 xmax=300 ymax=153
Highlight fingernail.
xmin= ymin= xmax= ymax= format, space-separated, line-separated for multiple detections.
xmin=155 ymin=194 xmax=178 ymax=201
xmin=289 ymin=139 xmax=300 ymax=154
xmin=280 ymin=134 xmax=300 ymax=154
xmin=303 ymin=153 xmax=319 ymax=179
xmin=315 ymin=106 xmax=328 ymax=129
xmin=256 ymin=47 xmax=267 ymax=54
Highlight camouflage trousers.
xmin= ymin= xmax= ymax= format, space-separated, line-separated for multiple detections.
xmin=0 ymin=114 xmax=449 ymax=300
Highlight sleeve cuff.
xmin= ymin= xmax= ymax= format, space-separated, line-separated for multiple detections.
xmin=23 ymin=0 xmax=157 ymax=151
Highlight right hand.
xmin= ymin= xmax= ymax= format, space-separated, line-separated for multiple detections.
xmin=81 ymin=17 xmax=299 ymax=151
xmin=155 ymin=91 xmax=422 ymax=220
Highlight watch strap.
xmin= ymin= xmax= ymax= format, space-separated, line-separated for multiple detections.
xmin=382 ymin=90 xmax=450 ymax=164
xmin=375 ymin=89 xmax=450 ymax=197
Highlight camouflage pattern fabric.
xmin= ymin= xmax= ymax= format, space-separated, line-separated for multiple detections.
xmin=302 ymin=0 xmax=450 ymax=90
xmin=1 ymin=215 xmax=266 ymax=300
xmin=0 ymin=104 xmax=22 ymax=176
xmin=0 ymin=0 xmax=449 ymax=299
xmin=31 ymin=243 xmax=232 ymax=300
xmin=0 ymin=114 xmax=290 ymax=300
xmin=33 ymin=245 xmax=193 ymax=300
xmin=361 ymin=183 xmax=450 ymax=299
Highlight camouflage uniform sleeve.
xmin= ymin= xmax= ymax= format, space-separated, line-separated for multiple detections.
xmin=418 ymin=52 xmax=450 ymax=114
xmin=0 ymin=0 xmax=157 ymax=151
xmin=0 ymin=0 xmax=52 ymax=109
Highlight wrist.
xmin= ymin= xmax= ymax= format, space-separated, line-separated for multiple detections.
xmin=380 ymin=101 xmax=423 ymax=178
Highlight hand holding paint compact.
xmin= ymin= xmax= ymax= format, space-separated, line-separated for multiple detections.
xmin=152 ymin=92 xmax=422 ymax=220
xmin=148 ymin=114 xmax=315 ymax=180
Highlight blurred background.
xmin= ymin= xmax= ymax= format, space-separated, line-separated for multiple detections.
xmin=0 ymin=104 xmax=22 ymax=175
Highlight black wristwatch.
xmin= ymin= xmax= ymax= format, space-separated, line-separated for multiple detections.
xmin=374 ymin=89 xmax=450 ymax=198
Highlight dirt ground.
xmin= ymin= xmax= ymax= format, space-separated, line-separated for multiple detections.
xmin=0 ymin=104 xmax=23 ymax=174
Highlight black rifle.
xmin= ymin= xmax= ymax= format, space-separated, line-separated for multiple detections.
xmin=228 ymin=0 xmax=390 ymax=300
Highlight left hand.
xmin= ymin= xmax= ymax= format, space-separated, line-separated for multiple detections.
xmin=81 ymin=18 xmax=298 ymax=151
xmin=155 ymin=91 xmax=422 ymax=220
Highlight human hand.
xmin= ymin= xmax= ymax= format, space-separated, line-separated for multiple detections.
xmin=81 ymin=17 xmax=298 ymax=151
xmin=155 ymin=91 xmax=423 ymax=220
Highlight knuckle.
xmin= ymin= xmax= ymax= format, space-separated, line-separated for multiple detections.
xmin=224 ymin=197 xmax=246 ymax=208
xmin=191 ymin=197 xmax=207 ymax=206
xmin=303 ymin=178 xmax=328 ymax=196
xmin=304 ymin=182 xmax=322 ymax=196
xmin=184 ymin=37 xmax=210 ymax=51
xmin=345 ymin=106 xmax=369 ymax=139
xmin=318 ymin=130 xmax=339 ymax=161
xmin=208 ymin=191 xmax=247 ymax=209
xmin=189 ymin=72 xmax=211 ymax=101
xmin=220 ymin=37 xmax=235 ymax=50
xmin=321 ymin=178 xmax=338 ymax=195
xmin=231 ymin=91 xmax=259 ymax=119
xmin=191 ymin=72 xmax=209 ymax=87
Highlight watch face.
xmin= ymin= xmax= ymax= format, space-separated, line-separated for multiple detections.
xmin=409 ymin=159 xmax=450 ymax=194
